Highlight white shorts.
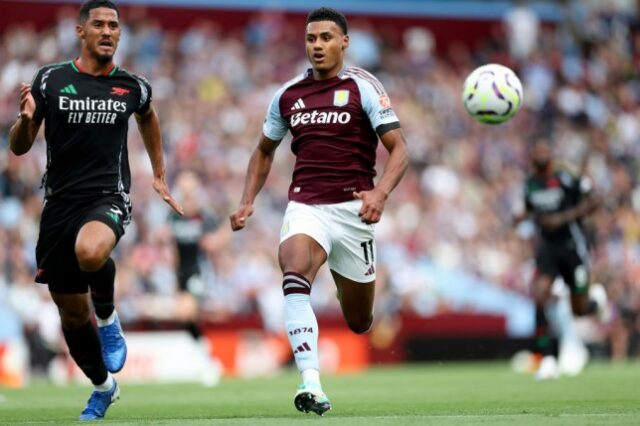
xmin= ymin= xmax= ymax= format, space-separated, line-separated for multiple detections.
xmin=280 ymin=200 xmax=376 ymax=283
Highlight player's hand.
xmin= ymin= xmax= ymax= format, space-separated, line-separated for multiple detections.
xmin=537 ymin=212 xmax=567 ymax=230
xmin=153 ymin=177 xmax=184 ymax=216
xmin=353 ymin=188 xmax=387 ymax=224
xmin=18 ymin=83 xmax=35 ymax=121
xmin=230 ymin=204 xmax=254 ymax=231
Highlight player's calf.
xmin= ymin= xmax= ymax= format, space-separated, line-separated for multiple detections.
xmin=570 ymin=285 xmax=608 ymax=321
xmin=588 ymin=283 xmax=611 ymax=322
xmin=344 ymin=312 xmax=373 ymax=334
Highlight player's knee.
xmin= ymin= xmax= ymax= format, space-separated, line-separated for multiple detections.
xmin=75 ymin=243 xmax=107 ymax=272
xmin=346 ymin=314 xmax=373 ymax=334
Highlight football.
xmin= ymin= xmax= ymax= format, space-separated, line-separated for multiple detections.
xmin=462 ymin=63 xmax=523 ymax=124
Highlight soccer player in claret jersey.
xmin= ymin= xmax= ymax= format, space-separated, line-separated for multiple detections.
xmin=514 ymin=139 xmax=607 ymax=379
xmin=230 ymin=7 xmax=409 ymax=416
xmin=8 ymin=0 xmax=183 ymax=420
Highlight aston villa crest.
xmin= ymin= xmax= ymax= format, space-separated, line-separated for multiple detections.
xmin=333 ymin=90 xmax=349 ymax=107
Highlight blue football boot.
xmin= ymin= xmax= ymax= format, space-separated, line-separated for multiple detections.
xmin=97 ymin=311 xmax=127 ymax=373
xmin=79 ymin=379 xmax=120 ymax=421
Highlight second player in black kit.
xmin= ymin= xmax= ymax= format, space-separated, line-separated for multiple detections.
xmin=524 ymin=159 xmax=592 ymax=295
xmin=8 ymin=0 xmax=182 ymax=421
xmin=517 ymin=139 xmax=601 ymax=358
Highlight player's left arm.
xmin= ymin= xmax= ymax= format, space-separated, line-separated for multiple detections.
xmin=352 ymin=72 xmax=409 ymax=224
xmin=135 ymin=107 xmax=184 ymax=216
xmin=354 ymin=127 xmax=409 ymax=224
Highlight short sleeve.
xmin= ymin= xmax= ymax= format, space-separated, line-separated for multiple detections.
xmin=30 ymin=67 xmax=48 ymax=124
xmin=134 ymin=75 xmax=153 ymax=115
xmin=262 ymin=87 xmax=288 ymax=141
xmin=350 ymin=69 xmax=400 ymax=136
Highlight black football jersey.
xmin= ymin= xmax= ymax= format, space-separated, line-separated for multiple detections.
xmin=31 ymin=59 xmax=152 ymax=200
xmin=169 ymin=210 xmax=219 ymax=284
xmin=524 ymin=169 xmax=592 ymax=244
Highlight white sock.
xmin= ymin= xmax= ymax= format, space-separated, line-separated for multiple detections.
xmin=96 ymin=310 xmax=117 ymax=327
xmin=94 ymin=373 xmax=114 ymax=392
xmin=302 ymin=368 xmax=321 ymax=388
xmin=283 ymin=273 xmax=319 ymax=383
xmin=546 ymin=297 xmax=580 ymax=345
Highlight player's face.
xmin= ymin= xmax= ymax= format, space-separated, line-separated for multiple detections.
xmin=77 ymin=7 xmax=120 ymax=63
xmin=305 ymin=21 xmax=349 ymax=78
xmin=531 ymin=142 xmax=552 ymax=171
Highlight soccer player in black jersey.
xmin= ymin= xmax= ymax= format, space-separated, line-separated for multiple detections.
xmin=515 ymin=139 xmax=605 ymax=378
xmin=169 ymin=171 xmax=227 ymax=338
xmin=8 ymin=0 xmax=182 ymax=420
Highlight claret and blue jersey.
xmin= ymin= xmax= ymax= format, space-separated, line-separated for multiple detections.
xmin=263 ymin=66 xmax=401 ymax=204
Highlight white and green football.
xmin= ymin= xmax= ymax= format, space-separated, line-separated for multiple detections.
xmin=462 ymin=63 xmax=523 ymax=125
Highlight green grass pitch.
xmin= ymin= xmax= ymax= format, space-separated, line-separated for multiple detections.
xmin=1 ymin=362 xmax=639 ymax=425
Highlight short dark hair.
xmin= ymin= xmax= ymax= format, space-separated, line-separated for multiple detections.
xmin=306 ymin=7 xmax=348 ymax=34
xmin=79 ymin=0 xmax=120 ymax=22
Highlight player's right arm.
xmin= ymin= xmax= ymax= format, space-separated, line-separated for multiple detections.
xmin=229 ymin=135 xmax=280 ymax=231
xmin=8 ymin=83 xmax=41 ymax=156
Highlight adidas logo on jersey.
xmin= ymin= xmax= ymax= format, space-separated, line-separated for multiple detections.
xmin=365 ymin=264 xmax=375 ymax=276
xmin=60 ymin=84 xmax=78 ymax=95
xmin=291 ymin=98 xmax=306 ymax=111
xmin=290 ymin=110 xmax=352 ymax=127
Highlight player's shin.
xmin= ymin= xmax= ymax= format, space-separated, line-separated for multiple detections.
xmin=62 ymin=321 xmax=109 ymax=385
xmin=547 ymin=297 xmax=589 ymax=376
xmin=89 ymin=258 xmax=116 ymax=320
xmin=283 ymin=272 xmax=320 ymax=386
xmin=89 ymin=258 xmax=127 ymax=373
xmin=546 ymin=296 xmax=580 ymax=345
xmin=533 ymin=301 xmax=562 ymax=379
xmin=283 ymin=272 xmax=331 ymax=415
xmin=534 ymin=304 xmax=553 ymax=357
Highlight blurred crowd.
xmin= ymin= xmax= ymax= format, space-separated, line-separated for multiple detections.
xmin=1 ymin=0 xmax=640 ymax=368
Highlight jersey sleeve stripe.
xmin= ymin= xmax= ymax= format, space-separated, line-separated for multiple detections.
xmin=344 ymin=67 xmax=386 ymax=95
xmin=135 ymin=77 xmax=149 ymax=110
xmin=119 ymin=68 xmax=151 ymax=111
xmin=40 ymin=65 xmax=64 ymax=99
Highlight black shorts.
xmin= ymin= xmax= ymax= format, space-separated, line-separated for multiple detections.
xmin=535 ymin=242 xmax=589 ymax=293
xmin=35 ymin=194 xmax=131 ymax=294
